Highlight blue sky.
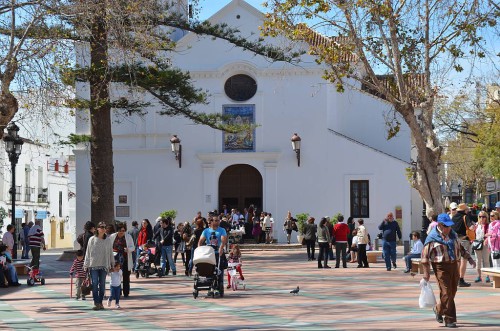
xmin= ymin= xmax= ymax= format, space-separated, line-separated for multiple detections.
xmin=198 ymin=0 xmax=266 ymax=19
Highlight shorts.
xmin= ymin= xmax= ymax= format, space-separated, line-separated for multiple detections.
xmin=460 ymin=239 xmax=471 ymax=258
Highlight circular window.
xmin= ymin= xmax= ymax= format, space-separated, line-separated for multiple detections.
xmin=224 ymin=74 xmax=257 ymax=101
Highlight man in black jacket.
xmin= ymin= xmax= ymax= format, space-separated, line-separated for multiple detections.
xmin=451 ymin=203 xmax=474 ymax=287
xmin=155 ymin=218 xmax=176 ymax=276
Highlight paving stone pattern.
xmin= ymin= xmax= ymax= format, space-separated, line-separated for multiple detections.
xmin=0 ymin=249 xmax=499 ymax=330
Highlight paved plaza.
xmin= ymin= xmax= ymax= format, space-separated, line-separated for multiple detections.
xmin=0 ymin=248 xmax=499 ymax=330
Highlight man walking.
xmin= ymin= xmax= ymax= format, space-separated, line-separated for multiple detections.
xmin=198 ymin=215 xmax=228 ymax=290
xmin=156 ymin=218 xmax=176 ymax=276
xmin=421 ymin=213 xmax=476 ymax=328
xmin=333 ymin=215 xmax=350 ymax=268
xmin=378 ymin=212 xmax=402 ymax=271
xmin=451 ymin=203 xmax=474 ymax=287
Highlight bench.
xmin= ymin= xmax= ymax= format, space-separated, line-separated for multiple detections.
xmin=12 ymin=260 xmax=29 ymax=275
xmin=366 ymin=250 xmax=383 ymax=263
xmin=481 ymin=267 xmax=500 ymax=289
xmin=411 ymin=258 xmax=423 ymax=274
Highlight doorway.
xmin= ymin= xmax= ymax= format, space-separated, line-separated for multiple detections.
xmin=218 ymin=164 xmax=262 ymax=213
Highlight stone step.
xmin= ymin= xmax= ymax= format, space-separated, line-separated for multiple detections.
xmin=239 ymin=243 xmax=302 ymax=250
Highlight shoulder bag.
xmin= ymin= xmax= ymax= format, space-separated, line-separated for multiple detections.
xmin=464 ymin=216 xmax=476 ymax=241
xmin=471 ymin=240 xmax=483 ymax=251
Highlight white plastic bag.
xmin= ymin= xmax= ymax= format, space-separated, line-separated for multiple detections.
xmin=419 ymin=279 xmax=437 ymax=308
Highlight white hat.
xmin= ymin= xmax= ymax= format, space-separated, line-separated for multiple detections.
xmin=449 ymin=202 xmax=458 ymax=210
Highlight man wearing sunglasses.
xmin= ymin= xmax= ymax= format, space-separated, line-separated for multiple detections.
xmin=421 ymin=213 xmax=476 ymax=328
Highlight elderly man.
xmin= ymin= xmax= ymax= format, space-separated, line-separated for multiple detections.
xmin=378 ymin=212 xmax=402 ymax=271
xmin=421 ymin=213 xmax=476 ymax=328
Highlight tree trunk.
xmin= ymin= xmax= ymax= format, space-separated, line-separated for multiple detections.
xmin=89 ymin=1 xmax=115 ymax=225
xmin=0 ymin=93 xmax=18 ymax=139
xmin=400 ymin=104 xmax=444 ymax=218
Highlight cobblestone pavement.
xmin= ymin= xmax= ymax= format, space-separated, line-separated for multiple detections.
xmin=0 ymin=248 xmax=499 ymax=330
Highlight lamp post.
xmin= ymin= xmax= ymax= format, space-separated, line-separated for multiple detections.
xmin=3 ymin=122 xmax=24 ymax=259
xmin=170 ymin=135 xmax=182 ymax=168
xmin=291 ymin=133 xmax=301 ymax=167
xmin=458 ymin=183 xmax=462 ymax=203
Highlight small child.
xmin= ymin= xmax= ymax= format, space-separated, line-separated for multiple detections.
xmin=69 ymin=250 xmax=86 ymax=300
xmin=108 ymin=262 xmax=123 ymax=309
xmin=226 ymin=244 xmax=244 ymax=288
xmin=349 ymin=230 xmax=358 ymax=263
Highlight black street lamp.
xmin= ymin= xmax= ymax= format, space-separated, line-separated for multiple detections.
xmin=3 ymin=122 xmax=24 ymax=259
xmin=458 ymin=183 xmax=462 ymax=203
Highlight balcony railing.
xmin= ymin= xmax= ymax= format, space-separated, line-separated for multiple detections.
xmin=37 ymin=188 xmax=48 ymax=203
xmin=15 ymin=185 xmax=21 ymax=201
xmin=24 ymin=187 xmax=35 ymax=202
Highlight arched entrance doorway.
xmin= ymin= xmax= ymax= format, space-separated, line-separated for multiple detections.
xmin=219 ymin=164 xmax=262 ymax=213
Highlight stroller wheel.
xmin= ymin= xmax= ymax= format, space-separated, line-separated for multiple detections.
xmin=40 ymin=278 xmax=46 ymax=285
xmin=145 ymin=272 xmax=149 ymax=278
xmin=193 ymin=290 xmax=198 ymax=299
xmin=135 ymin=271 xmax=139 ymax=279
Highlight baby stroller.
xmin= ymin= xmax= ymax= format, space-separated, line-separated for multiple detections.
xmin=26 ymin=266 xmax=45 ymax=286
xmin=135 ymin=243 xmax=161 ymax=278
xmin=192 ymin=246 xmax=224 ymax=299
xmin=227 ymin=261 xmax=245 ymax=291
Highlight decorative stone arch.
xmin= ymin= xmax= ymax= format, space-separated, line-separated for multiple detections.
xmin=218 ymin=164 xmax=262 ymax=213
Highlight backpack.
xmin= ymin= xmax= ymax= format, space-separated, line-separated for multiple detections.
xmin=464 ymin=216 xmax=476 ymax=241
xmin=77 ymin=233 xmax=85 ymax=248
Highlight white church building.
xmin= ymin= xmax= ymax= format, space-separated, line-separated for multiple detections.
xmin=75 ymin=0 xmax=422 ymax=243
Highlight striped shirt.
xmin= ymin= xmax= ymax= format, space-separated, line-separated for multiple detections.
xmin=69 ymin=258 xmax=86 ymax=278
xmin=421 ymin=233 xmax=472 ymax=264
xmin=28 ymin=225 xmax=45 ymax=247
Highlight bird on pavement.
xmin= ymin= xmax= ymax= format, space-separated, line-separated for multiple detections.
xmin=290 ymin=286 xmax=299 ymax=295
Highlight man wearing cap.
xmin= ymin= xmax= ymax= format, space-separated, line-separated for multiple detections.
xmin=451 ymin=203 xmax=474 ymax=287
xmin=421 ymin=213 xmax=476 ymax=328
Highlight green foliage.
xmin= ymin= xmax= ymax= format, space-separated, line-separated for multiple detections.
xmin=331 ymin=213 xmax=343 ymax=225
xmin=0 ymin=207 xmax=6 ymax=234
xmin=58 ymin=134 xmax=92 ymax=146
xmin=295 ymin=213 xmax=309 ymax=234
xmin=160 ymin=210 xmax=177 ymax=220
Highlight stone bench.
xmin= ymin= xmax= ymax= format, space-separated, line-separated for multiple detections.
xmin=481 ymin=267 xmax=500 ymax=289
xmin=12 ymin=260 xmax=30 ymax=275
xmin=410 ymin=258 xmax=423 ymax=274
xmin=366 ymin=250 xmax=383 ymax=263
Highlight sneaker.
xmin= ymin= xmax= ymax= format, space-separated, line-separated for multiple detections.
xmin=458 ymin=279 xmax=471 ymax=287
xmin=107 ymin=300 xmax=111 ymax=307
xmin=474 ymin=277 xmax=482 ymax=283
xmin=485 ymin=276 xmax=491 ymax=283
xmin=433 ymin=306 xmax=443 ymax=323
xmin=392 ymin=262 xmax=397 ymax=269
xmin=403 ymin=269 xmax=411 ymax=273
xmin=115 ymin=304 xmax=120 ymax=309
xmin=445 ymin=322 xmax=457 ymax=328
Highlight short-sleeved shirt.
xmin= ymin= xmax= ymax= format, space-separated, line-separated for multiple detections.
xmin=201 ymin=227 xmax=227 ymax=252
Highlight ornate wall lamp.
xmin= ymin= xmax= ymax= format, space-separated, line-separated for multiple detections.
xmin=170 ymin=135 xmax=182 ymax=168
xmin=291 ymin=133 xmax=301 ymax=167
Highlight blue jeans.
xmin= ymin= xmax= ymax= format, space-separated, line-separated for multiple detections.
xmin=90 ymin=269 xmax=107 ymax=304
xmin=7 ymin=265 xmax=18 ymax=283
xmin=404 ymin=253 xmax=421 ymax=271
xmin=382 ymin=240 xmax=397 ymax=269
xmin=22 ymin=242 xmax=30 ymax=259
xmin=161 ymin=245 xmax=176 ymax=274
xmin=109 ymin=285 xmax=121 ymax=304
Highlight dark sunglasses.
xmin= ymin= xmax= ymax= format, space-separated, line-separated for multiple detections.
xmin=98 ymin=226 xmax=106 ymax=229
xmin=479 ymin=216 xmax=487 ymax=218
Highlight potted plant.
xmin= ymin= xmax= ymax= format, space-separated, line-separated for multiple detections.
xmin=295 ymin=212 xmax=309 ymax=244
xmin=160 ymin=209 xmax=177 ymax=222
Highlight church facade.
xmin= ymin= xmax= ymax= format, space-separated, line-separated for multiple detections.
xmin=74 ymin=0 xmax=420 ymax=243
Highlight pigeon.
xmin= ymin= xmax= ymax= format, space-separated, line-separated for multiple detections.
xmin=290 ymin=286 xmax=299 ymax=295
